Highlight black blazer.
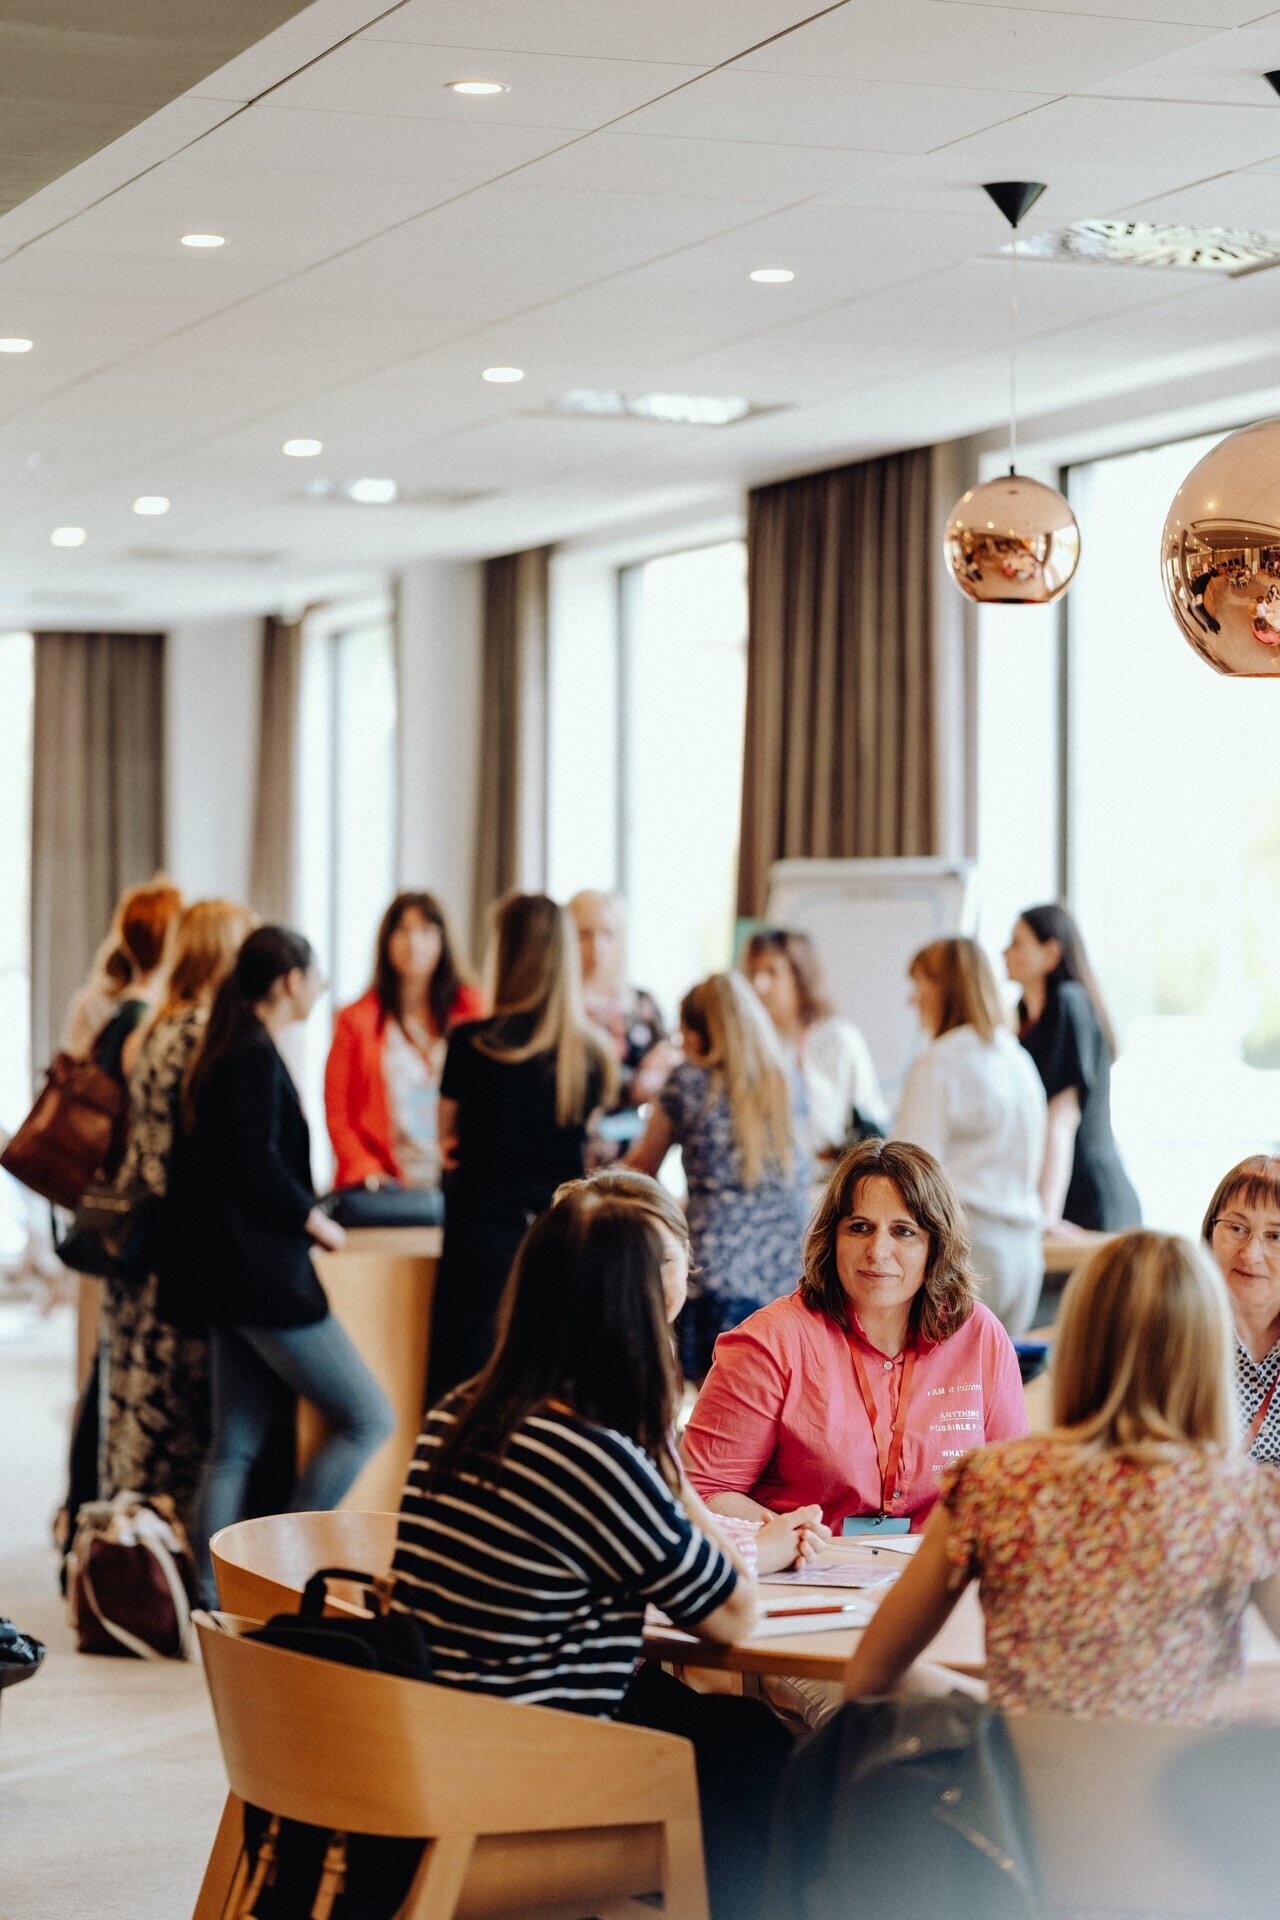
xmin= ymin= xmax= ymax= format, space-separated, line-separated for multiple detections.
xmin=159 ymin=1023 xmax=327 ymax=1330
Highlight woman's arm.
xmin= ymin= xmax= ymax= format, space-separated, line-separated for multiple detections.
xmin=1039 ymin=1087 xmax=1081 ymax=1225
xmin=696 ymin=1487 xmax=829 ymax=1574
xmin=1251 ymin=1569 xmax=1280 ymax=1641
xmin=843 ymin=1502 xmax=966 ymax=1696
xmin=623 ymin=1104 xmax=674 ymax=1176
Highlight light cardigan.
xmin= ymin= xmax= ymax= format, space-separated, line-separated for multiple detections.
xmin=681 ymin=1290 xmax=1027 ymax=1533
xmin=894 ymin=1026 xmax=1046 ymax=1229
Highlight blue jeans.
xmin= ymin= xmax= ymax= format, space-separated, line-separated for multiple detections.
xmin=194 ymin=1314 xmax=394 ymax=1603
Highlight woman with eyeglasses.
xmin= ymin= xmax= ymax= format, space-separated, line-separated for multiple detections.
xmin=1203 ymin=1156 xmax=1280 ymax=1465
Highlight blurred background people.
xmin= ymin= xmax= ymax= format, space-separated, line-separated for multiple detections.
xmin=1202 ymin=1155 xmax=1280 ymax=1464
xmin=175 ymin=926 xmax=392 ymax=1600
xmin=745 ymin=926 xmax=885 ymax=1160
xmin=427 ymin=893 xmax=615 ymax=1404
xmin=1006 ymin=903 xmax=1140 ymax=1232
xmin=845 ymin=1231 xmax=1280 ymax=1724
xmin=627 ymin=971 xmax=811 ymax=1380
xmin=325 ymin=890 xmax=482 ymax=1193
xmin=895 ymin=938 xmax=1046 ymax=1334
xmin=567 ymin=889 xmax=674 ymax=1159
xmin=60 ymin=875 xmax=184 ymax=1063
xmin=100 ymin=899 xmax=255 ymax=1526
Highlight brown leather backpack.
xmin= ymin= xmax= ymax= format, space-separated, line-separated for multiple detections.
xmin=0 ymin=1050 xmax=126 ymax=1209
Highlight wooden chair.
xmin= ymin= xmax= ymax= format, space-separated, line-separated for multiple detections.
xmin=210 ymin=1510 xmax=398 ymax=1619
xmin=1010 ymin=1713 xmax=1280 ymax=1916
xmin=192 ymin=1613 xmax=710 ymax=1920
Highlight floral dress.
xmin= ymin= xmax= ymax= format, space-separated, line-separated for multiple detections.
xmin=100 ymin=1006 xmax=211 ymax=1525
xmin=942 ymin=1434 xmax=1280 ymax=1724
xmin=658 ymin=1059 xmax=812 ymax=1378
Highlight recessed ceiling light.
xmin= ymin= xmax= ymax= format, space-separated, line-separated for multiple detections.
xmin=749 ymin=268 xmax=795 ymax=283
xmin=482 ymin=365 xmax=524 ymax=383
xmin=282 ymin=437 xmax=323 ymax=457
xmin=50 ymin=526 xmax=87 ymax=548
xmin=344 ymin=477 xmax=399 ymax=505
xmin=181 ymin=233 xmax=226 ymax=248
xmin=447 ymin=80 xmax=508 ymax=95
xmin=0 ymin=337 xmax=33 ymax=353
xmin=132 ymin=495 xmax=171 ymax=516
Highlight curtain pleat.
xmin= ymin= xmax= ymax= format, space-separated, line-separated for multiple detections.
xmin=471 ymin=547 xmax=550 ymax=956
xmin=250 ymin=614 xmax=303 ymax=925
xmin=30 ymin=631 xmax=165 ymax=1076
xmin=736 ymin=448 xmax=936 ymax=917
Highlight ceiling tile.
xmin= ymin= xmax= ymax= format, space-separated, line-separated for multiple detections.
xmin=194 ymin=102 xmax=579 ymax=181
xmin=358 ymin=0 xmax=818 ymax=65
xmin=926 ymin=0 xmax=1262 ymax=22
xmin=516 ymin=131 xmax=878 ymax=200
xmin=618 ymin=68 xmax=1052 ymax=153
xmin=912 ymin=93 xmax=1280 ymax=180
xmin=1082 ymin=25 xmax=1280 ymax=105
xmin=188 ymin=30 xmax=347 ymax=102
xmin=265 ymin=41 xmax=702 ymax=127
xmin=739 ymin=2 xmax=1218 ymax=94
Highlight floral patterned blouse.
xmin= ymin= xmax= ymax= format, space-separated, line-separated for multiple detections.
xmin=941 ymin=1435 xmax=1280 ymax=1724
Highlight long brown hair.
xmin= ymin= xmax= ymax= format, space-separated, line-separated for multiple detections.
xmin=800 ymin=1138 xmax=976 ymax=1345
xmin=680 ymin=972 xmax=795 ymax=1186
xmin=476 ymin=893 xmax=615 ymax=1126
xmin=742 ymin=928 xmax=834 ymax=1027
xmin=371 ymin=890 xmax=472 ymax=1035
xmin=425 ymin=1188 xmax=681 ymax=1490
xmin=910 ymin=937 xmax=1006 ymax=1044
xmin=157 ymin=900 xmax=256 ymax=1021
xmin=1052 ymin=1231 xmax=1235 ymax=1458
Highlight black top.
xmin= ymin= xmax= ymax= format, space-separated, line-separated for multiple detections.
xmin=94 ymin=998 xmax=149 ymax=1081
xmin=1018 ymin=980 xmax=1141 ymax=1232
xmin=441 ymin=1016 xmax=604 ymax=1227
xmin=158 ymin=1023 xmax=326 ymax=1330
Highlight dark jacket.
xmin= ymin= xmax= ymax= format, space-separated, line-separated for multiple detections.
xmin=764 ymin=1694 xmax=1040 ymax=1920
xmin=158 ymin=1024 xmax=327 ymax=1331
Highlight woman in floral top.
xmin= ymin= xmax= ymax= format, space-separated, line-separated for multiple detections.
xmin=845 ymin=1230 xmax=1280 ymax=1724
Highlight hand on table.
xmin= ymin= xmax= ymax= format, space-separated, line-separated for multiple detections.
xmin=756 ymin=1505 xmax=832 ymax=1575
xmin=306 ymin=1207 xmax=346 ymax=1252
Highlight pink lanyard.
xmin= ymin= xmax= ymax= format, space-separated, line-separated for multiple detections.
xmin=848 ymin=1339 xmax=918 ymax=1517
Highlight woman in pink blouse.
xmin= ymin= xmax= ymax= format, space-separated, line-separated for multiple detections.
xmin=846 ymin=1230 xmax=1280 ymax=1724
xmin=682 ymin=1139 xmax=1027 ymax=1537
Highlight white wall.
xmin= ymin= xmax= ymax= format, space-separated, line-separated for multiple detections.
xmin=395 ymin=559 xmax=484 ymax=956
xmin=164 ymin=617 xmax=261 ymax=901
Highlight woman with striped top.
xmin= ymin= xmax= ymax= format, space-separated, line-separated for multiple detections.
xmin=392 ymin=1186 xmax=791 ymax=1920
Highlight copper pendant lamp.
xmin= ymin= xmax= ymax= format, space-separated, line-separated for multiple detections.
xmin=944 ymin=182 xmax=1082 ymax=607
xmin=1160 ymin=422 xmax=1280 ymax=678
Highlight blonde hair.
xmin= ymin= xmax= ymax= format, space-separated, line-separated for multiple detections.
xmin=909 ymin=937 xmax=1007 ymax=1044
xmin=566 ymin=889 xmax=626 ymax=998
xmin=478 ymin=893 xmax=617 ymax=1126
xmin=1052 ymin=1230 xmax=1237 ymax=1460
xmin=158 ymin=900 xmax=256 ymax=1020
xmin=679 ymin=972 xmax=794 ymax=1187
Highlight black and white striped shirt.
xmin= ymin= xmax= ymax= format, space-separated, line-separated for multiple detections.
xmin=391 ymin=1402 xmax=737 ymax=1715
xmin=1238 ymin=1337 xmax=1280 ymax=1466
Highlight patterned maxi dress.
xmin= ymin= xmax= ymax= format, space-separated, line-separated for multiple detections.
xmin=100 ymin=1006 xmax=211 ymax=1525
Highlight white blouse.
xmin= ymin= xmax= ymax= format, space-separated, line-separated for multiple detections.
xmin=894 ymin=1025 xmax=1046 ymax=1228
xmin=795 ymin=1015 xmax=887 ymax=1158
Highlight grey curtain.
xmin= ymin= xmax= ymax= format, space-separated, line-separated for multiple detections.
xmin=472 ymin=547 xmax=550 ymax=955
xmin=736 ymin=448 xmax=936 ymax=918
xmin=30 ymin=631 xmax=165 ymax=1074
xmin=250 ymin=614 xmax=303 ymax=925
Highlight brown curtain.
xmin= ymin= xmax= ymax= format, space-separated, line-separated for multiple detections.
xmin=736 ymin=448 xmax=936 ymax=917
xmin=30 ymin=631 xmax=165 ymax=1075
xmin=250 ymin=614 xmax=303 ymax=924
xmin=472 ymin=547 xmax=550 ymax=955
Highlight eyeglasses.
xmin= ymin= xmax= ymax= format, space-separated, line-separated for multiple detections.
xmin=1211 ymin=1218 xmax=1280 ymax=1256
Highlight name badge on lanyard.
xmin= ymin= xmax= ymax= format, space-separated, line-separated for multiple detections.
xmin=848 ymin=1335 xmax=918 ymax=1525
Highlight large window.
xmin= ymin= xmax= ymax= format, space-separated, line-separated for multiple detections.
xmin=0 ymin=632 xmax=34 ymax=1133
xmin=1066 ymin=430 xmax=1280 ymax=1233
xmin=620 ymin=542 xmax=748 ymax=1024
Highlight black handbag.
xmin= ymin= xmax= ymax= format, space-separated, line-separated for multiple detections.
xmin=321 ymin=1181 xmax=443 ymax=1229
xmin=56 ymin=1181 xmax=156 ymax=1282
xmin=0 ymin=1618 xmax=45 ymax=1729
xmin=238 ymin=1568 xmax=431 ymax=1918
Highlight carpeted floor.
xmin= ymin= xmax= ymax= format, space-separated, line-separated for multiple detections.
xmin=0 ymin=1302 xmax=226 ymax=1920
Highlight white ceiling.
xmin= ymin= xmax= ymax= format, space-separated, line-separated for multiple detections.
xmin=7 ymin=0 xmax=1280 ymax=621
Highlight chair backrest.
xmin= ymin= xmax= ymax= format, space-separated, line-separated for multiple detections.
xmin=196 ymin=1614 xmax=699 ymax=1841
xmin=210 ymin=1510 xmax=399 ymax=1619
xmin=1010 ymin=1713 xmax=1280 ymax=1916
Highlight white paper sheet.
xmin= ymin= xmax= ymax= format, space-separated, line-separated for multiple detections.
xmin=764 ymin=1562 xmax=898 ymax=1590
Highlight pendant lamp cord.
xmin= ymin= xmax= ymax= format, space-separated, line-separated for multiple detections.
xmin=1008 ymin=225 xmax=1019 ymax=477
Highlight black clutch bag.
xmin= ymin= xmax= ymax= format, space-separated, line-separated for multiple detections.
xmin=320 ymin=1181 xmax=443 ymax=1229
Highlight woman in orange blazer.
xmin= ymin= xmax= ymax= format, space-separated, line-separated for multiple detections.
xmin=325 ymin=892 xmax=483 ymax=1189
